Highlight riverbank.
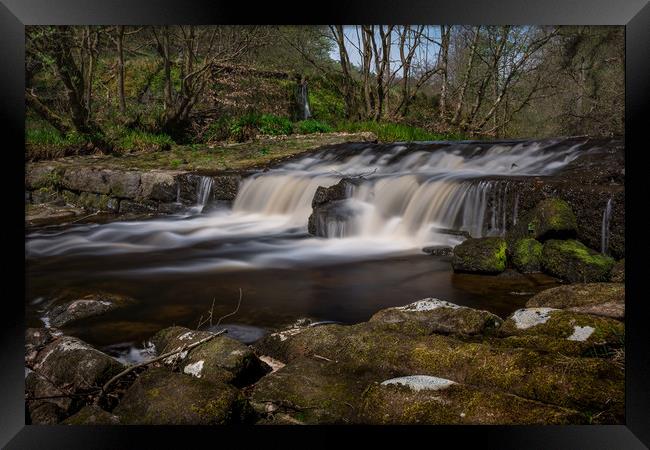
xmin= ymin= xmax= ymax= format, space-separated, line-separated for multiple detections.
xmin=25 ymin=281 xmax=624 ymax=425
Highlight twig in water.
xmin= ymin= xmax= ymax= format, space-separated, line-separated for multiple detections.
xmin=214 ymin=288 xmax=242 ymax=328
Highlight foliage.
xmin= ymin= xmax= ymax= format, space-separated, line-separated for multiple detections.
xmin=335 ymin=121 xmax=465 ymax=142
xmin=295 ymin=119 xmax=333 ymax=134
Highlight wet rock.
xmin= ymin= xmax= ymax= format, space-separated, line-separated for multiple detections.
xmin=526 ymin=283 xmax=624 ymax=319
xmin=422 ymin=245 xmax=453 ymax=256
xmin=150 ymin=326 xmax=270 ymax=386
xmin=311 ymin=178 xmax=359 ymax=208
xmin=25 ymin=328 xmax=56 ymax=366
xmin=113 ymin=368 xmax=250 ymax=425
xmin=32 ymin=336 xmax=124 ymax=394
xmin=508 ymin=198 xmax=577 ymax=244
xmin=369 ymin=298 xmax=503 ymax=337
xmin=118 ymin=199 xmax=158 ymax=214
xmin=25 ymin=203 xmax=84 ymax=227
xmin=28 ymin=401 xmax=67 ymax=425
xmin=541 ymin=239 xmax=614 ymax=282
xmin=45 ymin=292 xmax=135 ymax=328
xmin=31 ymin=187 xmax=59 ymax=204
xmin=452 ymin=237 xmax=507 ymax=274
xmin=250 ymin=357 xmax=368 ymax=424
xmin=62 ymin=405 xmax=121 ymax=425
xmin=25 ymin=371 xmax=75 ymax=421
xmin=360 ymin=376 xmax=585 ymax=425
xmin=76 ymin=192 xmax=119 ymax=212
xmin=212 ymin=175 xmax=242 ymax=201
xmin=610 ymin=259 xmax=625 ymax=283
xmin=499 ymin=308 xmax=624 ymax=347
xmin=511 ymin=238 xmax=543 ymax=273
xmin=137 ymin=171 xmax=179 ymax=202
xmin=308 ymin=178 xmax=362 ymax=236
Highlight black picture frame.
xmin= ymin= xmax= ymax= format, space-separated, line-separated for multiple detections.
xmin=2 ymin=1 xmax=648 ymax=447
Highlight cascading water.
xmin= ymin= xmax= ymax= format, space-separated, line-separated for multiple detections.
xmin=27 ymin=139 xmax=591 ymax=273
xmin=195 ymin=176 xmax=214 ymax=212
xmin=601 ymin=198 xmax=613 ymax=255
xmin=299 ymin=81 xmax=311 ymax=120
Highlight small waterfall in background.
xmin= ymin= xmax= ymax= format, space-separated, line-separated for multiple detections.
xmin=299 ymin=80 xmax=311 ymax=120
xmin=512 ymin=192 xmax=520 ymax=225
xmin=196 ymin=176 xmax=214 ymax=213
xmin=601 ymin=198 xmax=613 ymax=255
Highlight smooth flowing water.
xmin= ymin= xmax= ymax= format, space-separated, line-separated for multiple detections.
xmin=26 ymin=139 xmax=591 ymax=355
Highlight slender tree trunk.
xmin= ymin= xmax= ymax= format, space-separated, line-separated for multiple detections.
xmin=439 ymin=26 xmax=451 ymax=121
xmin=452 ymin=26 xmax=481 ymax=126
xmin=116 ymin=26 xmax=126 ymax=113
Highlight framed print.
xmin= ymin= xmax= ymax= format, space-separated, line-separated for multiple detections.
xmin=1 ymin=0 xmax=648 ymax=447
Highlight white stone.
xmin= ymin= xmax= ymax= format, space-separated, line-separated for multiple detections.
xmin=510 ymin=307 xmax=558 ymax=329
xmin=259 ymin=355 xmax=286 ymax=373
xmin=381 ymin=375 xmax=456 ymax=391
xmin=183 ymin=360 xmax=204 ymax=378
xmin=567 ymin=325 xmax=595 ymax=342
xmin=396 ymin=298 xmax=461 ymax=312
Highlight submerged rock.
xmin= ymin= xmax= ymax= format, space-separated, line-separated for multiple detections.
xmin=369 ymin=298 xmax=503 ymax=336
xmin=422 ymin=245 xmax=453 ymax=256
xmin=150 ymin=326 xmax=270 ymax=386
xmin=360 ymin=377 xmax=585 ymax=425
xmin=526 ymin=283 xmax=624 ymax=319
xmin=45 ymin=292 xmax=135 ymax=328
xmin=113 ymin=368 xmax=250 ymax=425
xmin=511 ymin=238 xmax=543 ymax=273
xmin=541 ymin=239 xmax=614 ymax=282
xmin=452 ymin=237 xmax=507 ymax=274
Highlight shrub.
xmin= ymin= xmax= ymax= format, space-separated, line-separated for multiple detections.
xmin=295 ymin=119 xmax=332 ymax=134
xmin=114 ymin=129 xmax=175 ymax=152
xmin=258 ymin=114 xmax=293 ymax=136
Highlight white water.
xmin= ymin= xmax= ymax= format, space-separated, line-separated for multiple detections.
xmin=26 ymin=139 xmax=590 ymax=273
xmin=601 ymin=198 xmax=613 ymax=255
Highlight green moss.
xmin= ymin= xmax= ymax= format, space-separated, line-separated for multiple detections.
xmin=511 ymin=238 xmax=543 ymax=273
xmin=452 ymin=237 xmax=507 ymax=274
xmin=542 ymin=240 xmax=615 ymax=282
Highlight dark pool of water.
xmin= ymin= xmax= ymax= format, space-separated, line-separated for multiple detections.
xmin=26 ymin=247 xmax=558 ymax=352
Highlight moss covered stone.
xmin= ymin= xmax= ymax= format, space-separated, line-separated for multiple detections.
xmin=113 ymin=368 xmax=251 ymax=425
xmin=359 ymin=379 xmax=585 ymax=425
xmin=541 ymin=239 xmax=614 ymax=282
xmin=508 ymin=198 xmax=577 ymax=245
xmin=150 ymin=326 xmax=269 ymax=386
xmin=499 ymin=308 xmax=624 ymax=349
xmin=511 ymin=238 xmax=543 ymax=273
xmin=526 ymin=283 xmax=624 ymax=319
xmin=369 ymin=298 xmax=502 ymax=337
xmin=452 ymin=237 xmax=507 ymax=274
xmin=62 ymin=405 xmax=120 ymax=425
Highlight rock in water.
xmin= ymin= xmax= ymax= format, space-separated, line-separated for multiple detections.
xmin=452 ymin=237 xmax=507 ymax=274
xmin=113 ymin=368 xmax=251 ymax=425
xmin=507 ymin=198 xmax=577 ymax=245
xmin=45 ymin=292 xmax=134 ymax=328
xmin=511 ymin=238 xmax=543 ymax=273
xmin=541 ymin=239 xmax=614 ymax=282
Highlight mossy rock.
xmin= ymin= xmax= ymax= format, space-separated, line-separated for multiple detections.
xmin=62 ymin=405 xmax=120 ymax=425
xmin=45 ymin=292 xmax=135 ymax=328
xmin=150 ymin=326 xmax=270 ymax=386
xmin=541 ymin=240 xmax=614 ymax=282
xmin=486 ymin=335 xmax=589 ymax=357
xmin=452 ymin=237 xmax=507 ymax=274
xmin=511 ymin=238 xmax=543 ymax=273
xmin=359 ymin=377 xmax=585 ymax=425
xmin=369 ymin=298 xmax=503 ymax=337
xmin=250 ymin=357 xmax=371 ymax=424
xmin=253 ymin=321 xmax=623 ymax=420
xmin=499 ymin=308 xmax=624 ymax=348
xmin=113 ymin=368 xmax=252 ymax=425
xmin=526 ymin=283 xmax=624 ymax=319
xmin=508 ymin=198 xmax=577 ymax=245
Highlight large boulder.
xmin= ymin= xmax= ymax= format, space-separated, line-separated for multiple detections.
xmin=113 ymin=368 xmax=250 ymax=425
xmin=308 ymin=178 xmax=361 ymax=236
xmin=541 ymin=239 xmax=614 ymax=282
xmin=32 ymin=336 xmax=124 ymax=394
xmin=44 ymin=292 xmax=135 ymax=328
xmin=507 ymin=198 xmax=577 ymax=245
xmin=526 ymin=283 xmax=624 ymax=319
xmin=369 ymin=298 xmax=503 ymax=337
xmin=510 ymin=238 xmax=543 ymax=273
xmin=359 ymin=376 xmax=584 ymax=425
xmin=150 ymin=326 xmax=270 ymax=386
xmin=452 ymin=237 xmax=506 ymax=274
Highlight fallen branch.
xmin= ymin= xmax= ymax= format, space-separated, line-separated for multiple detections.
xmin=98 ymin=329 xmax=227 ymax=399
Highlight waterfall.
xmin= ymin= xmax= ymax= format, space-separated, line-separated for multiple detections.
xmin=299 ymin=81 xmax=311 ymax=120
xmin=601 ymin=198 xmax=613 ymax=255
xmin=196 ymin=176 xmax=214 ymax=212
xmin=513 ymin=192 xmax=520 ymax=225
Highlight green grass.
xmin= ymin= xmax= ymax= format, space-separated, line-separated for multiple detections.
xmin=295 ymin=119 xmax=332 ymax=134
xmin=113 ymin=129 xmax=175 ymax=152
xmin=26 ymin=126 xmax=89 ymax=147
xmin=335 ymin=120 xmax=466 ymax=142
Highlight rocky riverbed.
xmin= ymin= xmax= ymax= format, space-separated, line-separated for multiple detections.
xmin=25 ymin=280 xmax=624 ymax=425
